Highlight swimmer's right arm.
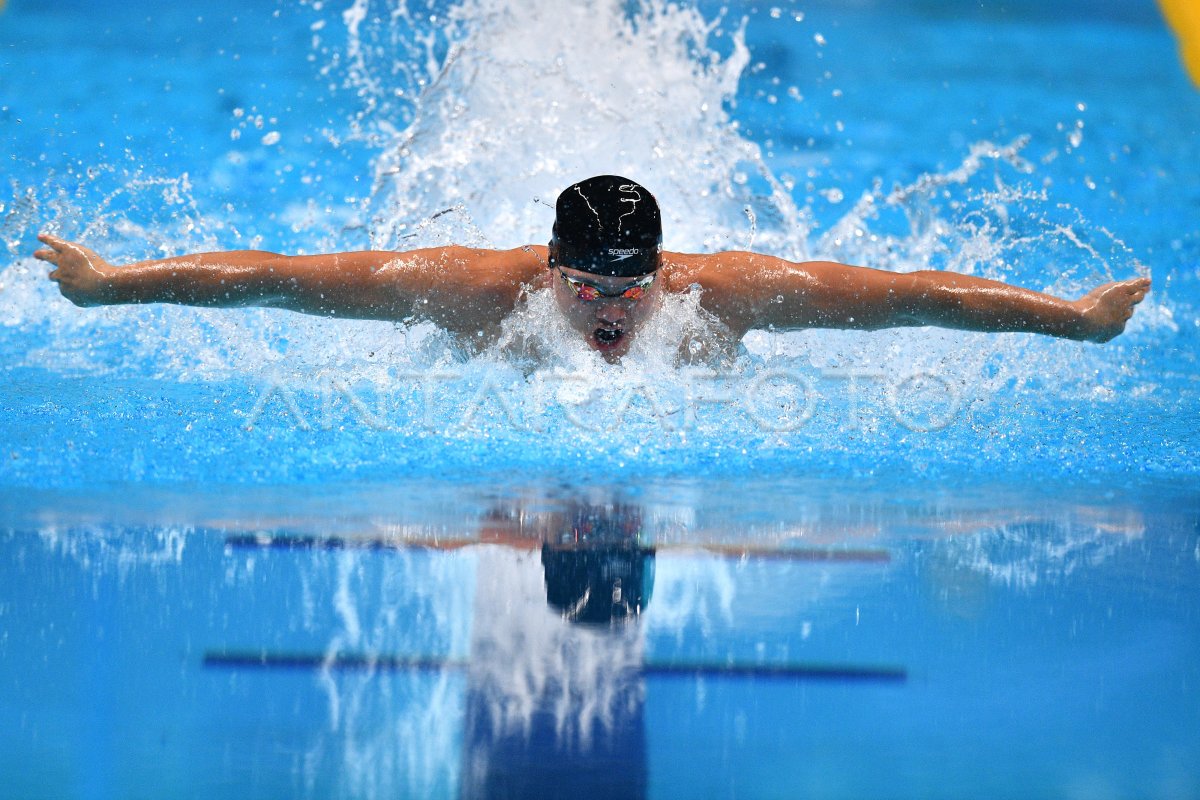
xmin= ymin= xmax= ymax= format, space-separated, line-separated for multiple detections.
xmin=34 ymin=234 xmax=539 ymax=327
xmin=35 ymin=233 xmax=426 ymax=319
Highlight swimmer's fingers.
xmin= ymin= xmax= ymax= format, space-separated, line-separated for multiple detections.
xmin=1075 ymin=278 xmax=1151 ymax=343
xmin=33 ymin=245 xmax=62 ymax=281
xmin=36 ymin=233 xmax=95 ymax=259
xmin=36 ymin=232 xmax=69 ymax=253
xmin=1125 ymin=277 xmax=1151 ymax=303
xmin=34 ymin=234 xmax=112 ymax=296
xmin=35 ymin=234 xmax=70 ymax=271
xmin=34 ymin=234 xmax=106 ymax=270
xmin=1123 ymin=278 xmax=1150 ymax=318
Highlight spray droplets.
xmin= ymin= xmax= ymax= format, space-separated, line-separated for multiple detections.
xmin=1067 ymin=121 xmax=1084 ymax=150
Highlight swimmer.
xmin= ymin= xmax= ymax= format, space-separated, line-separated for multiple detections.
xmin=35 ymin=175 xmax=1150 ymax=362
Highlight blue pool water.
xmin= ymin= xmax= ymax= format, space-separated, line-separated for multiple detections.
xmin=1 ymin=0 xmax=1198 ymax=485
xmin=1 ymin=479 xmax=1198 ymax=798
xmin=1 ymin=0 xmax=1199 ymax=797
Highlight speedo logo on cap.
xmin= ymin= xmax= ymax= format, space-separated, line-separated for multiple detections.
xmin=608 ymin=248 xmax=641 ymax=262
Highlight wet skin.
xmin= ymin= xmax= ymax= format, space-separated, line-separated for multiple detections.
xmin=34 ymin=233 xmax=1153 ymax=355
xmin=550 ymin=266 xmax=664 ymax=362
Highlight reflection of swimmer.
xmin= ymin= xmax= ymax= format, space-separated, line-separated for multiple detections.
xmin=466 ymin=499 xmax=651 ymax=798
xmin=37 ymin=175 xmax=1150 ymax=363
xmin=540 ymin=502 xmax=654 ymax=624
xmin=477 ymin=498 xmax=656 ymax=623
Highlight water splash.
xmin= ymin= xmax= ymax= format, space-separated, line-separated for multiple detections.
xmin=0 ymin=0 xmax=1188 ymax=483
xmin=322 ymin=0 xmax=805 ymax=255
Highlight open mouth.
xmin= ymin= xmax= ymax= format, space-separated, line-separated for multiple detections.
xmin=595 ymin=328 xmax=622 ymax=343
xmin=593 ymin=327 xmax=625 ymax=349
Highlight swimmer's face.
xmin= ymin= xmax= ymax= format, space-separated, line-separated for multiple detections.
xmin=552 ymin=265 xmax=662 ymax=361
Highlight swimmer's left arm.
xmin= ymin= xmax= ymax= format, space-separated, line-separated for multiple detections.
xmin=690 ymin=253 xmax=1150 ymax=343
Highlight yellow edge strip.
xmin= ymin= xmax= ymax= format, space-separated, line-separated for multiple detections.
xmin=1160 ymin=0 xmax=1200 ymax=88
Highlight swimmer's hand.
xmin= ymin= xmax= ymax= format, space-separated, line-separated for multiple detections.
xmin=34 ymin=233 xmax=114 ymax=307
xmin=1073 ymin=277 xmax=1151 ymax=343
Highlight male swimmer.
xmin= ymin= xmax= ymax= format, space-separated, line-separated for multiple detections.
xmin=35 ymin=175 xmax=1150 ymax=362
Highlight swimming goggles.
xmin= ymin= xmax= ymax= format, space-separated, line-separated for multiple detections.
xmin=556 ymin=267 xmax=655 ymax=302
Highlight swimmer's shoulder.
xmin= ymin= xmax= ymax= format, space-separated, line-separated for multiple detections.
xmin=660 ymin=250 xmax=775 ymax=336
xmin=404 ymin=245 xmax=547 ymax=338
xmin=448 ymin=244 xmax=548 ymax=289
xmin=660 ymin=250 xmax=757 ymax=293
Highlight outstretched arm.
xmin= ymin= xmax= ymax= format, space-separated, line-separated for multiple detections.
xmin=34 ymin=234 xmax=541 ymax=332
xmin=680 ymin=252 xmax=1150 ymax=343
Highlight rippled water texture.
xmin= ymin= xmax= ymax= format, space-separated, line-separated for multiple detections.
xmin=2 ymin=478 xmax=1198 ymax=798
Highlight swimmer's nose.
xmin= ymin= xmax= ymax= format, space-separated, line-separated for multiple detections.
xmin=594 ymin=301 xmax=627 ymax=324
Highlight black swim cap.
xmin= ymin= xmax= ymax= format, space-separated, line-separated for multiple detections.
xmin=542 ymin=544 xmax=654 ymax=624
xmin=549 ymin=175 xmax=662 ymax=277
xmin=539 ymin=502 xmax=655 ymax=625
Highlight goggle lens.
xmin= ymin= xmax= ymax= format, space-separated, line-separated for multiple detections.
xmin=560 ymin=271 xmax=654 ymax=302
